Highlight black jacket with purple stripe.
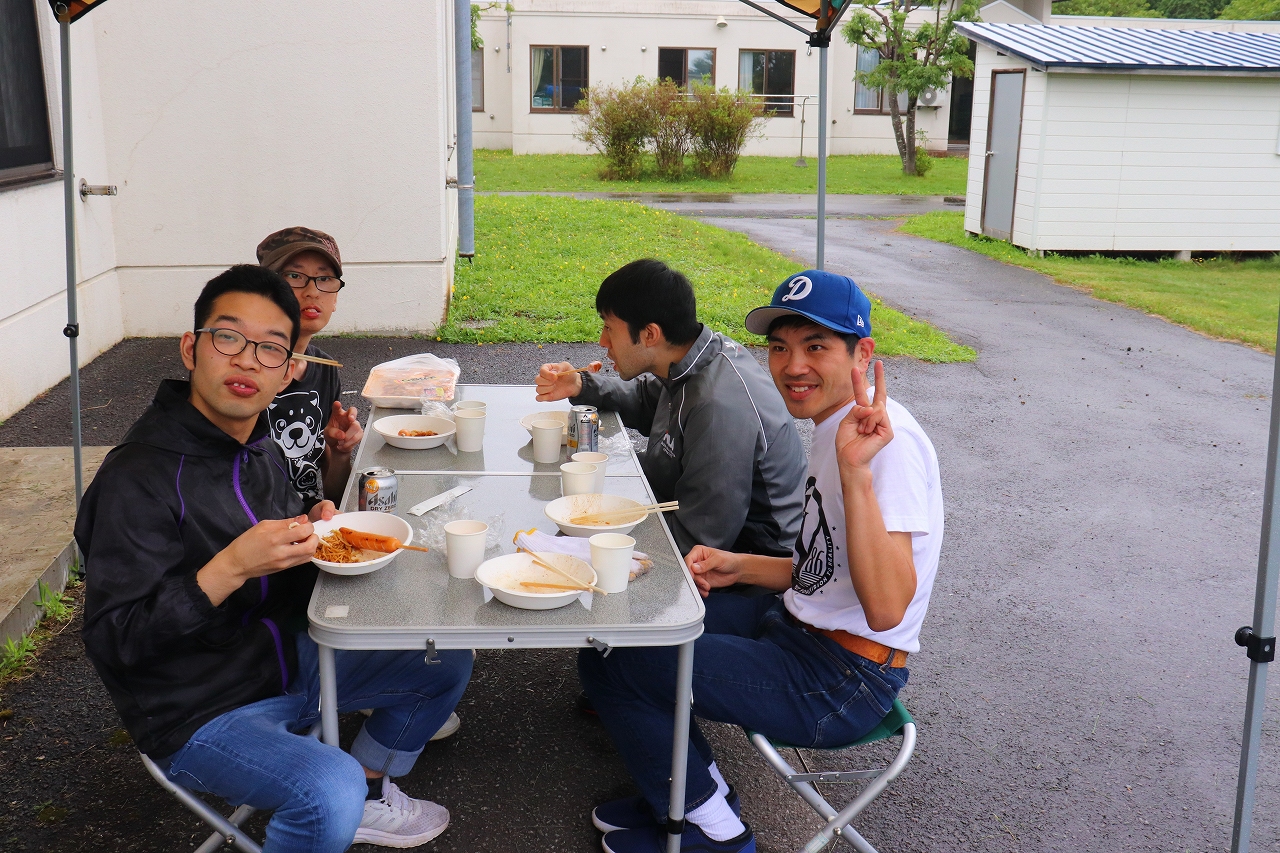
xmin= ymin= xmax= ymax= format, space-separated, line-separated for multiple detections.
xmin=77 ymin=379 xmax=318 ymax=759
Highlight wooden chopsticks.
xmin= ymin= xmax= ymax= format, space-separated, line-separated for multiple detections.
xmin=518 ymin=549 xmax=607 ymax=595
xmin=569 ymin=501 xmax=678 ymax=525
xmin=292 ymin=352 xmax=344 ymax=367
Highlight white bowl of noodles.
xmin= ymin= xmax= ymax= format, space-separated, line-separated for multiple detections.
xmin=311 ymin=512 xmax=413 ymax=576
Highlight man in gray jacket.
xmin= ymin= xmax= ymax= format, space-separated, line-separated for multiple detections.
xmin=536 ymin=258 xmax=805 ymax=557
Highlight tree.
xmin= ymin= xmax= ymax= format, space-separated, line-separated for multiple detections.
xmin=1219 ymin=0 xmax=1280 ymax=17
xmin=1053 ymin=0 xmax=1159 ymax=15
xmin=841 ymin=0 xmax=980 ymax=177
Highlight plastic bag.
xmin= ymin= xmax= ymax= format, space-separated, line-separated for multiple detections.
xmin=361 ymin=353 xmax=461 ymax=408
xmin=416 ymin=505 xmax=506 ymax=552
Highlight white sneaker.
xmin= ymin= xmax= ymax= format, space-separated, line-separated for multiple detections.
xmin=429 ymin=711 xmax=461 ymax=742
xmin=353 ymin=777 xmax=450 ymax=848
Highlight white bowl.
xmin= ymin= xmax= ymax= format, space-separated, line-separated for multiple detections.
xmin=520 ymin=410 xmax=570 ymax=445
xmin=312 ymin=512 xmax=413 ymax=575
xmin=474 ymin=551 xmax=597 ymax=610
xmin=544 ymin=494 xmax=648 ymax=538
xmin=374 ymin=415 xmax=456 ymax=449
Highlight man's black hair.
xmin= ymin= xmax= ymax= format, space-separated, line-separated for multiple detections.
xmin=595 ymin=259 xmax=701 ymax=346
xmin=766 ymin=314 xmax=862 ymax=356
xmin=193 ymin=265 xmax=302 ymax=350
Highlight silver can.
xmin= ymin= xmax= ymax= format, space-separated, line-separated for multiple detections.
xmin=569 ymin=405 xmax=599 ymax=453
xmin=358 ymin=467 xmax=398 ymax=513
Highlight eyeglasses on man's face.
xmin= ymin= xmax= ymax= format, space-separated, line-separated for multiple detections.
xmin=196 ymin=328 xmax=292 ymax=369
xmin=281 ymin=270 xmax=344 ymax=293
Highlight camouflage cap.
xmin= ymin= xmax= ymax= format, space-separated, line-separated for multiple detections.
xmin=256 ymin=226 xmax=343 ymax=278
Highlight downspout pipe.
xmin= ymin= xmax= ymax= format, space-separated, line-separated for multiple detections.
xmin=454 ymin=0 xmax=475 ymax=259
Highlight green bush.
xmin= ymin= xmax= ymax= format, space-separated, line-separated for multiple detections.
xmin=575 ymin=79 xmax=655 ymax=180
xmin=687 ymin=85 xmax=765 ymax=178
xmin=650 ymin=80 xmax=693 ymax=180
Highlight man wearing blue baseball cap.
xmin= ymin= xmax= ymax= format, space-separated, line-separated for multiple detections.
xmin=580 ymin=270 xmax=943 ymax=853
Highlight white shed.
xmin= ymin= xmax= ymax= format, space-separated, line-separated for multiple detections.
xmin=956 ymin=23 xmax=1280 ymax=254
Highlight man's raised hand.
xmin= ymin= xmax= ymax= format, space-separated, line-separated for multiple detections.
xmin=835 ymin=359 xmax=893 ymax=472
xmin=535 ymin=362 xmax=584 ymax=402
xmin=196 ymin=516 xmax=320 ymax=606
xmin=325 ymin=401 xmax=363 ymax=454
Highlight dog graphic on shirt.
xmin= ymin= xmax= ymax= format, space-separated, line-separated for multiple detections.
xmin=792 ymin=476 xmax=835 ymax=595
xmin=268 ymin=390 xmax=324 ymax=498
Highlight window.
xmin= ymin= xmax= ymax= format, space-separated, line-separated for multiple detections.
xmin=657 ymin=48 xmax=715 ymax=92
xmin=472 ymin=47 xmax=484 ymax=112
xmin=0 ymin=0 xmax=54 ymax=186
xmin=737 ymin=50 xmax=795 ymax=117
xmin=854 ymin=46 xmax=907 ymax=115
xmin=530 ymin=46 xmax=588 ymax=112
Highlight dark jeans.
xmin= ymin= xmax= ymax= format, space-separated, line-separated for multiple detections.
xmin=578 ymin=595 xmax=907 ymax=817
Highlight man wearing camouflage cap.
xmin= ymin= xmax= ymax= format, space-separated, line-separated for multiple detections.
xmin=256 ymin=227 xmax=362 ymax=503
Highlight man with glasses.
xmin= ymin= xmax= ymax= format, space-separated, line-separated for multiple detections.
xmin=257 ymin=227 xmax=362 ymax=503
xmin=77 ymin=266 xmax=473 ymax=852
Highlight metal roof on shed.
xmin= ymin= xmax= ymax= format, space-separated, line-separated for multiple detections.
xmin=956 ymin=22 xmax=1280 ymax=74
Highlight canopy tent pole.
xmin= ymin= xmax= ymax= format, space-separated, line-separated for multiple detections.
xmin=815 ymin=39 xmax=828 ymax=270
xmin=57 ymin=5 xmax=84 ymax=507
xmin=1230 ymin=305 xmax=1280 ymax=853
xmin=454 ymin=0 xmax=475 ymax=259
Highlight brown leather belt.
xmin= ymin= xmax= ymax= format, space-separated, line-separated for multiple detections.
xmin=796 ymin=618 xmax=909 ymax=668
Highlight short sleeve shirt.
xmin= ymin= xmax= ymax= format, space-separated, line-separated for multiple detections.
xmin=782 ymin=394 xmax=944 ymax=654
xmin=267 ymin=344 xmax=342 ymax=503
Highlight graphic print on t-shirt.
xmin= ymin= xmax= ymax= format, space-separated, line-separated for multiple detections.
xmin=792 ymin=476 xmax=834 ymax=595
xmin=268 ymin=389 xmax=324 ymax=500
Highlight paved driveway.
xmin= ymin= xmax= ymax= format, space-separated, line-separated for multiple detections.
xmin=684 ymin=211 xmax=1280 ymax=851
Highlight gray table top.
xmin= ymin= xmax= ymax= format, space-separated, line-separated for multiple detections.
xmin=308 ymin=386 xmax=704 ymax=652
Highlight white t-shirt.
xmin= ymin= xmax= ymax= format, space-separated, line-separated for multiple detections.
xmin=782 ymin=394 xmax=943 ymax=654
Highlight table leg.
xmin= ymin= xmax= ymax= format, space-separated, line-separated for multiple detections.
xmin=666 ymin=640 xmax=696 ymax=853
xmin=317 ymin=642 xmax=340 ymax=748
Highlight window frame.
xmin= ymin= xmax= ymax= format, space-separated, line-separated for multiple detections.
xmin=737 ymin=49 xmax=796 ymax=118
xmin=853 ymin=46 xmax=908 ymax=116
xmin=472 ymin=47 xmax=485 ymax=112
xmin=529 ymin=44 xmax=590 ymax=114
xmin=656 ymin=47 xmax=717 ymax=92
xmin=0 ymin=0 xmax=57 ymax=190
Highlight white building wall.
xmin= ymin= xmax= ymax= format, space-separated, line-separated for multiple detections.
xmin=474 ymin=0 xmax=953 ymax=158
xmin=0 ymin=5 xmax=121 ymax=421
xmin=964 ymin=50 xmax=1037 ymax=235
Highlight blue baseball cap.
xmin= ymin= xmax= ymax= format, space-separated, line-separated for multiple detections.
xmin=745 ymin=270 xmax=872 ymax=338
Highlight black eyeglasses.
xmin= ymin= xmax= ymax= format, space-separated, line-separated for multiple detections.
xmin=196 ymin=328 xmax=292 ymax=369
xmin=280 ymin=271 xmax=344 ymax=293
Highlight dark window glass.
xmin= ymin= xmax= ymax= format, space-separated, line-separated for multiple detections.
xmin=739 ymin=50 xmax=793 ymax=117
xmin=471 ymin=48 xmax=484 ymax=112
xmin=558 ymin=46 xmax=588 ymax=111
xmin=0 ymin=0 xmax=54 ymax=180
xmin=531 ymin=45 xmax=588 ymax=112
xmin=659 ymin=48 xmax=715 ymax=93
xmin=658 ymin=48 xmax=686 ymax=88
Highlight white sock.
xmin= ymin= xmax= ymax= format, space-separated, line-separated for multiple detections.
xmin=707 ymin=761 xmax=730 ymax=800
xmin=685 ymin=793 xmax=746 ymax=842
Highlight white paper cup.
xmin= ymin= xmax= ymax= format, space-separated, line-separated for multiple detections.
xmin=531 ymin=418 xmax=563 ymax=463
xmin=453 ymin=400 xmax=487 ymax=412
xmin=561 ymin=462 xmax=598 ymax=496
xmin=572 ymin=451 xmax=608 ymax=494
xmin=589 ymin=532 xmax=635 ymax=594
xmin=454 ymin=409 xmax=486 ymax=452
xmin=445 ymin=519 xmax=489 ymax=579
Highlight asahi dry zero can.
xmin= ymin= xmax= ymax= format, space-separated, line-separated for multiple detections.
xmin=358 ymin=467 xmax=398 ymax=513
xmin=569 ymin=405 xmax=599 ymax=453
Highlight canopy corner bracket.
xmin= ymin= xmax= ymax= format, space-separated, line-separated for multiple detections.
xmin=1235 ymin=626 xmax=1276 ymax=663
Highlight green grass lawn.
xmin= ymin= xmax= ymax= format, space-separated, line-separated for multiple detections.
xmin=474 ymin=149 xmax=968 ymax=196
xmin=898 ymin=211 xmax=1280 ymax=352
xmin=439 ymin=195 xmax=975 ymax=363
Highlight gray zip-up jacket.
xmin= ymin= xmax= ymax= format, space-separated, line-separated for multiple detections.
xmin=573 ymin=325 xmax=806 ymax=557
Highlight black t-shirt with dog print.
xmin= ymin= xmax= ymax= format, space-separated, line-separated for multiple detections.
xmin=268 ymin=344 xmax=342 ymax=503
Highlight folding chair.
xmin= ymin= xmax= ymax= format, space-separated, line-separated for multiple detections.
xmin=745 ymin=698 xmax=916 ymax=853
xmin=136 ymin=723 xmax=322 ymax=853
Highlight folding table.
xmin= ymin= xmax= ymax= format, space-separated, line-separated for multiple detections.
xmin=308 ymin=385 xmax=705 ymax=852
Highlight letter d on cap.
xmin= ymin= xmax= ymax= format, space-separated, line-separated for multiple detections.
xmin=781 ymin=275 xmax=812 ymax=302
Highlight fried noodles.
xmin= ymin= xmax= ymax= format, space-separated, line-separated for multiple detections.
xmin=315 ymin=530 xmax=366 ymax=564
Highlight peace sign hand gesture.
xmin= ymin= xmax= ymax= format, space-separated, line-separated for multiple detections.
xmin=835 ymin=359 xmax=893 ymax=473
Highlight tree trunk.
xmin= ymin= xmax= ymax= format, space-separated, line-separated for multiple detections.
xmin=886 ymin=74 xmax=910 ymax=175
xmin=904 ymin=97 xmax=917 ymax=176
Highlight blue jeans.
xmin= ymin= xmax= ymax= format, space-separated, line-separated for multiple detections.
xmin=158 ymin=634 xmax=473 ymax=853
xmin=578 ymin=595 xmax=907 ymax=818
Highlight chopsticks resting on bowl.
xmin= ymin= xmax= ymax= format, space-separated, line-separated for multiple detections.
xmin=292 ymin=352 xmax=344 ymax=367
xmin=520 ymin=581 xmax=588 ymax=592
xmin=520 ymin=549 xmax=607 ymax=595
xmin=569 ymin=501 xmax=678 ymax=525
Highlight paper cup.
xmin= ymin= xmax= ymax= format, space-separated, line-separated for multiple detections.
xmin=572 ymin=451 xmax=608 ymax=494
xmin=531 ymin=418 xmax=564 ymax=463
xmin=453 ymin=400 xmax=487 ymax=412
xmin=445 ymin=519 xmax=489 ymax=579
xmin=561 ymin=461 xmax=598 ymax=496
xmin=589 ymin=532 xmax=635 ymax=594
xmin=454 ymin=409 xmax=486 ymax=452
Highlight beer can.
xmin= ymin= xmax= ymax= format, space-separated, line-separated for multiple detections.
xmin=569 ymin=405 xmax=599 ymax=453
xmin=358 ymin=467 xmax=398 ymax=513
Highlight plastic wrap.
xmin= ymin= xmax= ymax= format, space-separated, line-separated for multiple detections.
xmin=361 ymin=354 xmax=461 ymax=408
